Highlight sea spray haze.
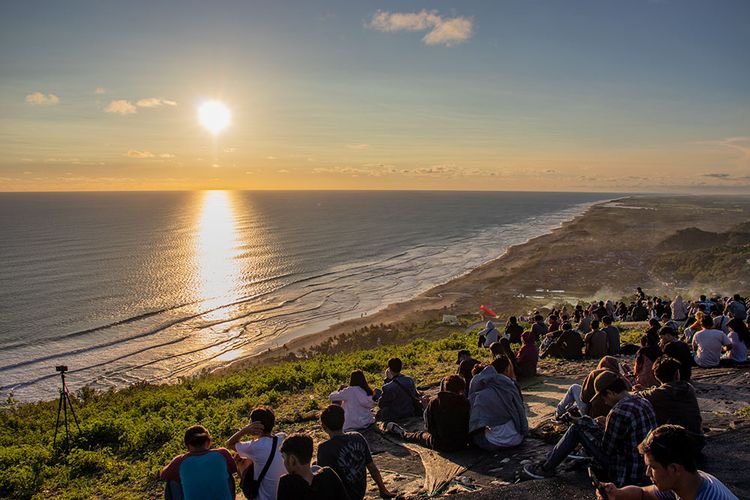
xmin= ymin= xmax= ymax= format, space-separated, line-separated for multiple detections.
xmin=0 ymin=190 xmax=611 ymax=400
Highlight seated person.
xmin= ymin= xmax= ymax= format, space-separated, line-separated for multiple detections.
xmin=456 ymin=349 xmax=480 ymax=394
xmin=478 ymin=320 xmax=500 ymax=347
xmin=540 ymin=323 xmax=584 ymax=360
xmin=585 ymin=319 xmax=608 ymax=359
xmin=468 ymin=356 xmax=528 ymax=451
xmin=161 ymin=425 xmax=237 ymax=499
xmin=490 ymin=339 xmax=518 ymax=377
xmin=692 ymin=316 xmax=731 ymax=368
xmin=375 ymin=357 xmax=421 ymax=422
xmin=558 ymin=356 xmax=631 ymax=419
xmin=578 ymin=310 xmax=594 ymax=334
xmin=504 ymin=316 xmax=524 ymax=344
xmin=721 ymin=318 xmax=749 ymax=366
xmin=637 ymin=356 xmax=704 ymax=451
xmin=602 ymin=316 xmax=621 ymax=356
xmin=318 ymin=405 xmax=394 ymax=500
xmin=598 ymin=425 xmax=738 ymax=500
xmin=658 ymin=327 xmax=693 ymax=381
xmin=277 ymin=433 xmax=348 ymax=500
xmin=515 ymin=331 xmax=539 ymax=379
xmin=531 ymin=314 xmax=548 ymax=341
xmin=634 ymin=346 xmax=662 ymax=390
xmin=524 ymin=372 xmax=657 ymax=486
xmin=385 ymin=374 xmax=470 ymax=452
xmin=226 ymin=407 xmax=286 ymax=500
xmin=328 ymin=370 xmax=376 ymax=431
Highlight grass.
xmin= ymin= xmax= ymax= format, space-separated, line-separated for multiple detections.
xmin=0 ymin=320 xmax=650 ymax=499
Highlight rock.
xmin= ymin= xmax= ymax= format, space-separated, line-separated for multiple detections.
xmin=501 ymin=458 xmax=511 ymax=464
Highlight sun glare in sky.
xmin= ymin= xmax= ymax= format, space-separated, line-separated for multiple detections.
xmin=198 ymin=100 xmax=231 ymax=135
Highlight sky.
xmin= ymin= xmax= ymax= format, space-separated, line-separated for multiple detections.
xmin=0 ymin=0 xmax=749 ymax=192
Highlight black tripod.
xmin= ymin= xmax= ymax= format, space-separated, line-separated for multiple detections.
xmin=53 ymin=366 xmax=81 ymax=450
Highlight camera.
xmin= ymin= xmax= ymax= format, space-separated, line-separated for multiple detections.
xmin=55 ymin=365 xmax=68 ymax=372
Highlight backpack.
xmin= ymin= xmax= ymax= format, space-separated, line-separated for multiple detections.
xmin=239 ymin=436 xmax=278 ymax=499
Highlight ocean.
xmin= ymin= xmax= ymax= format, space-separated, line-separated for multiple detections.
xmin=0 ymin=190 xmax=612 ymax=401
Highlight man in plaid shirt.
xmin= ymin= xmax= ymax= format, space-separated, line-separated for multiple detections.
xmin=523 ymin=371 xmax=657 ymax=486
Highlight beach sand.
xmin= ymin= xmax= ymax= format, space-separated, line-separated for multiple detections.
xmin=232 ymin=194 xmax=750 ymax=369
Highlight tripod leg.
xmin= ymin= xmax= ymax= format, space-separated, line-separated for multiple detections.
xmin=53 ymin=390 xmax=64 ymax=448
xmin=67 ymin=392 xmax=82 ymax=432
xmin=63 ymin=393 xmax=70 ymax=450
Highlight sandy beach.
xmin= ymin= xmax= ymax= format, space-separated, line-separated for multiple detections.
xmin=232 ymin=194 xmax=750 ymax=369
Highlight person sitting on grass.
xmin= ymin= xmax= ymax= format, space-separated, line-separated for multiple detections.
xmin=531 ymin=314 xmax=548 ymax=341
xmin=597 ymin=424 xmax=738 ymax=500
xmin=540 ymin=322 xmax=584 ymax=360
xmin=385 ymin=374 xmax=470 ymax=452
xmin=468 ymin=356 xmax=528 ymax=451
xmin=490 ymin=339 xmax=518 ymax=378
xmin=277 ymin=433 xmax=348 ymax=500
xmin=692 ymin=316 xmax=732 ymax=368
xmin=637 ymin=356 xmax=704 ymax=452
xmin=585 ymin=319 xmax=608 ymax=359
xmin=657 ymin=327 xmax=693 ymax=382
xmin=226 ymin=407 xmax=286 ymax=500
xmin=329 ymin=370 xmax=376 ymax=431
xmin=721 ymin=317 xmax=749 ymax=367
xmin=478 ymin=320 xmax=500 ymax=347
xmin=317 ymin=405 xmax=395 ymax=500
xmin=602 ymin=316 xmax=621 ymax=356
xmin=505 ymin=316 xmax=524 ymax=343
xmin=524 ymin=371 xmax=656 ymax=486
xmin=375 ymin=357 xmax=421 ymax=422
xmin=456 ymin=349 xmax=480 ymax=394
xmin=161 ymin=425 xmax=237 ymax=500
xmin=515 ymin=330 xmax=539 ymax=379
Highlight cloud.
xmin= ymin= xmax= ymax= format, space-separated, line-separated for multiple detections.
xmin=136 ymin=97 xmax=177 ymax=108
xmin=347 ymin=144 xmax=370 ymax=150
xmin=25 ymin=92 xmax=60 ymax=105
xmin=125 ymin=150 xmax=155 ymax=158
xmin=266 ymin=156 xmax=276 ymax=160
xmin=159 ymin=153 xmax=175 ymax=158
xmin=94 ymin=87 xmax=106 ymax=94
xmin=106 ymin=100 xmax=137 ymax=115
xmin=277 ymin=169 xmax=289 ymax=173
xmin=368 ymin=10 xmax=473 ymax=46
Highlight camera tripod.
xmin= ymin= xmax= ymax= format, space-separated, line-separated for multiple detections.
xmin=53 ymin=367 xmax=81 ymax=450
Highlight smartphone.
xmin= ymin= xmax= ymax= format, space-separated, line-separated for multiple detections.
xmin=588 ymin=466 xmax=608 ymax=500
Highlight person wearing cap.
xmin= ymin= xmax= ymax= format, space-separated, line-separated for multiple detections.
xmin=161 ymin=425 xmax=237 ymax=499
xmin=456 ymin=349 xmax=479 ymax=394
xmin=523 ymin=370 xmax=656 ymax=486
xmin=597 ymin=424 xmax=738 ymax=500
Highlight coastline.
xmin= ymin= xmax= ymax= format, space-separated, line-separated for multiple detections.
xmin=229 ymin=193 xmax=750 ymax=370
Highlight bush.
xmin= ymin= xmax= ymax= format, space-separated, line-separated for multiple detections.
xmin=67 ymin=448 xmax=111 ymax=478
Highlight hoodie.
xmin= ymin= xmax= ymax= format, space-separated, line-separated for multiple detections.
xmin=515 ymin=331 xmax=538 ymax=378
xmin=480 ymin=321 xmax=500 ymax=347
xmin=468 ymin=366 xmax=528 ymax=436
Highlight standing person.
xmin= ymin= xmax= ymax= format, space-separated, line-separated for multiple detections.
xmin=375 ymin=358 xmax=421 ymax=422
xmin=456 ymin=349 xmax=480 ymax=393
xmin=468 ymin=356 xmax=528 ymax=451
xmin=658 ymin=327 xmax=693 ymax=381
xmin=504 ymin=316 xmax=524 ymax=344
xmin=277 ymin=433 xmax=348 ymax=500
xmin=523 ymin=372 xmax=656 ymax=486
xmin=385 ymin=374 xmax=470 ymax=452
xmin=318 ymin=405 xmax=395 ymax=500
xmin=161 ymin=425 xmax=237 ymax=500
xmin=602 ymin=316 xmax=621 ymax=356
xmin=585 ymin=320 xmax=608 ymax=359
xmin=515 ymin=331 xmax=539 ymax=379
xmin=226 ymin=407 xmax=286 ymax=500
xmin=671 ymin=295 xmax=688 ymax=322
xmin=722 ymin=318 xmax=749 ymax=366
xmin=329 ymin=370 xmax=376 ymax=431
xmin=597 ymin=425 xmax=738 ymax=500
xmin=692 ymin=316 xmax=732 ymax=368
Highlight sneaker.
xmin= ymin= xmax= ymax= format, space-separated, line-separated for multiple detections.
xmin=521 ymin=462 xmax=555 ymax=480
xmin=385 ymin=422 xmax=405 ymax=438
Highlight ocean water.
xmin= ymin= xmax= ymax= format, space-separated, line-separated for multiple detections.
xmin=0 ymin=190 xmax=611 ymax=401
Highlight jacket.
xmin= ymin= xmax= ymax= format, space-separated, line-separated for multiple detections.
xmin=425 ymin=391 xmax=471 ymax=451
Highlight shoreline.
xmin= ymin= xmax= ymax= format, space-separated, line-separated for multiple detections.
xmin=228 ymin=193 xmax=750 ymax=370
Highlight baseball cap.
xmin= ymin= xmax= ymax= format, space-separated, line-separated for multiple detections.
xmin=590 ymin=371 xmax=621 ymax=401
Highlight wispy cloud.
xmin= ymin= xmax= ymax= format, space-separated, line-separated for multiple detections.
xmin=347 ymin=144 xmax=370 ymax=150
xmin=25 ymin=92 xmax=60 ymax=105
xmin=106 ymin=100 xmax=137 ymax=115
xmin=136 ymin=97 xmax=177 ymax=108
xmin=125 ymin=150 xmax=154 ymax=158
xmin=368 ymin=10 xmax=474 ymax=46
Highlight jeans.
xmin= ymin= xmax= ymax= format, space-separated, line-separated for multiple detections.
xmin=404 ymin=431 xmax=435 ymax=449
xmin=544 ymin=417 xmax=608 ymax=471
xmin=556 ymin=384 xmax=588 ymax=418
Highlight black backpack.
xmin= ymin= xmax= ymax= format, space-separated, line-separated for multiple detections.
xmin=239 ymin=436 xmax=278 ymax=499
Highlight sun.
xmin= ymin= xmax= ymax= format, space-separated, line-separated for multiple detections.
xmin=198 ymin=100 xmax=231 ymax=135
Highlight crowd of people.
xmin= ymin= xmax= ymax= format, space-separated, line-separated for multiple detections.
xmin=159 ymin=289 xmax=747 ymax=499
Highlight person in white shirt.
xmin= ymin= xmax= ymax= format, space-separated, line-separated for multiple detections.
xmin=227 ymin=407 xmax=287 ymax=500
xmin=329 ymin=370 xmax=376 ymax=431
xmin=692 ymin=316 xmax=731 ymax=368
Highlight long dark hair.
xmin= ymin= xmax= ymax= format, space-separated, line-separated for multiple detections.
xmin=349 ymin=369 xmax=373 ymax=396
xmin=728 ymin=318 xmax=750 ymax=347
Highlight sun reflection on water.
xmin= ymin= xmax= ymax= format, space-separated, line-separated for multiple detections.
xmin=195 ymin=190 xmax=241 ymax=320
